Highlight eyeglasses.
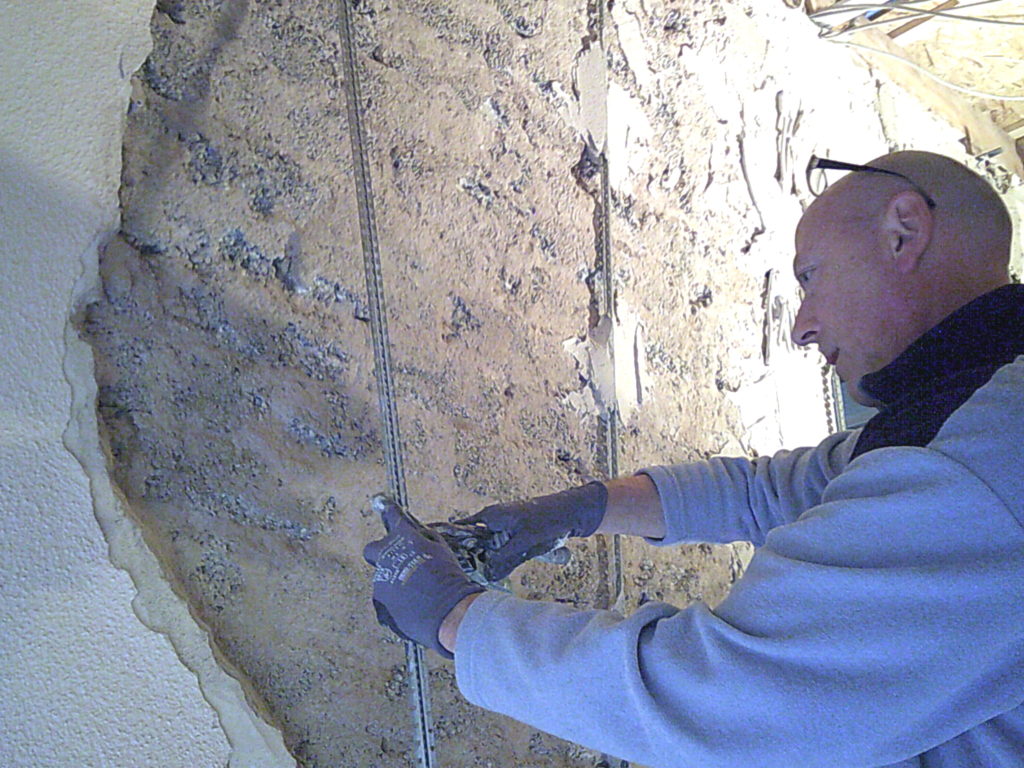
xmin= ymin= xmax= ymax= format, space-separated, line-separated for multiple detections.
xmin=806 ymin=155 xmax=937 ymax=209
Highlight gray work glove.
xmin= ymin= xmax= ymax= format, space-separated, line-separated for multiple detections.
xmin=363 ymin=497 xmax=485 ymax=659
xmin=450 ymin=482 xmax=608 ymax=582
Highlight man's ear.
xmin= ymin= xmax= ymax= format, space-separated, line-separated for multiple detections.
xmin=883 ymin=189 xmax=933 ymax=273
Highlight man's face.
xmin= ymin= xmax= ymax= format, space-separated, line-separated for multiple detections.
xmin=791 ymin=198 xmax=912 ymax=404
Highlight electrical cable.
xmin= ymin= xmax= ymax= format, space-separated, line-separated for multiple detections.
xmin=808 ymin=1 xmax=1024 ymax=100
xmin=819 ymin=15 xmax=1024 ymax=41
xmin=812 ymin=1 xmax=1024 ymax=28
xmin=809 ymin=0 xmax=1001 ymax=19
xmin=819 ymin=2 xmax=1015 ymax=36
xmin=812 ymin=0 xmax=1001 ymax=26
xmin=836 ymin=39 xmax=1024 ymax=100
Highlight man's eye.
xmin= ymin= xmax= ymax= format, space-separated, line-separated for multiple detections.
xmin=797 ymin=268 xmax=815 ymax=286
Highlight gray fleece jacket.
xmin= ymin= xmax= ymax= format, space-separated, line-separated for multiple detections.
xmin=454 ymin=285 xmax=1024 ymax=767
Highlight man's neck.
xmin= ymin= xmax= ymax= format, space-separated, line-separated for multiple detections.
xmin=858 ymin=284 xmax=1024 ymax=409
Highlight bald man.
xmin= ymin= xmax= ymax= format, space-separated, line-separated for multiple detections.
xmin=364 ymin=151 xmax=1024 ymax=767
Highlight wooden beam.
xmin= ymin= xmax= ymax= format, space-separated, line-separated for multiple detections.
xmin=848 ymin=29 xmax=1024 ymax=178
xmin=888 ymin=0 xmax=958 ymax=40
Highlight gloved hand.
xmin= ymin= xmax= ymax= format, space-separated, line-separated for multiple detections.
xmin=447 ymin=482 xmax=608 ymax=582
xmin=363 ymin=496 xmax=485 ymax=659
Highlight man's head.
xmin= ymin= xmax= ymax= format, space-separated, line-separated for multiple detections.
xmin=791 ymin=150 xmax=1013 ymax=405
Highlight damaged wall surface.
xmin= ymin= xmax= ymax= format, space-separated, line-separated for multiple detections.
xmin=11 ymin=0 xmax=1017 ymax=766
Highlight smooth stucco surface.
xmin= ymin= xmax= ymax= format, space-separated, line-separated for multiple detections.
xmin=0 ymin=2 xmax=290 ymax=765
xmin=4 ymin=1 xmax=1021 ymax=766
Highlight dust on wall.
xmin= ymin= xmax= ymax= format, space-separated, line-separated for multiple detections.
xmin=79 ymin=0 xmax=1018 ymax=766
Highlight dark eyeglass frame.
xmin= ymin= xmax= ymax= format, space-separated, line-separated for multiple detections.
xmin=806 ymin=155 xmax=937 ymax=209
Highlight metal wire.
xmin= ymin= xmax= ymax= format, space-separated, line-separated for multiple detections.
xmin=807 ymin=1 xmax=1024 ymax=100
xmin=813 ymin=0 xmax=1006 ymax=31
xmin=809 ymin=0 xmax=1007 ymax=20
xmin=815 ymin=4 xmax=1024 ymax=32
xmin=337 ymin=1 xmax=435 ymax=767
xmin=818 ymin=1 xmax=1013 ymax=36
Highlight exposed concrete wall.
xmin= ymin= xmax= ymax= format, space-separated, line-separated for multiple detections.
xmin=82 ymin=2 xmax=615 ymax=763
xmin=0 ymin=1 xmax=290 ymax=765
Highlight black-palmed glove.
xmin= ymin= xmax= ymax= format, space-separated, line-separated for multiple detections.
xmin=363 ymin=497 xmax=485 ymax=659
xmin=448 ymin=482 xmax=608 ymax=582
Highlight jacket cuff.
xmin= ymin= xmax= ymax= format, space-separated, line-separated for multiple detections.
xmin=635 ymin=465 xmax=694 ymax=546
xmin=452 ymin=590 xmax=514 ymax=706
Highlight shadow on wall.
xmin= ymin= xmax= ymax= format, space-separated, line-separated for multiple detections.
xmin=76 ymin=1 xmax=419 ymax=765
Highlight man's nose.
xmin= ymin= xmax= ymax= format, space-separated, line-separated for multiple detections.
xmin=791 ymin=299 xmax=818 ymax=347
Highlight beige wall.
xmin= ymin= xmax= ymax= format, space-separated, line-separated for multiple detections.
xmin=0 ymin=2 xmax=290 ymax=765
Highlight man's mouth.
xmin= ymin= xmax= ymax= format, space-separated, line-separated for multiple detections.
xmin=824 ymin=349 xmax=839 ymax=367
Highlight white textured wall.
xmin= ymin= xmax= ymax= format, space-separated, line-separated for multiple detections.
xmin=0 ymin=2 xmax=291 ymax=766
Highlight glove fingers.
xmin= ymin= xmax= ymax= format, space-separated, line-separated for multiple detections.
xmin=371 ymin=494 xmax=407 ymax=534
xmin=455 ymin=500 xmax=518 ymax=527
xmin=448 ymin=509 xmax=488 ymax=527
xmin=523 ymin=537 xmax=566 ymax=560
xmin=483 ymin=536 xmax=568 ymax=581
xmin=482 ymin=547 xmax=526 ymax=582
xmin=363 ymin=537 xmax=384 ymax=566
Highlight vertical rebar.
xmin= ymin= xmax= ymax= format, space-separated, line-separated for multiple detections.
xmin=594 ymin=6 xmax=628 ymax=764
xmin=337 ymin=2 xmax=435 ymax=766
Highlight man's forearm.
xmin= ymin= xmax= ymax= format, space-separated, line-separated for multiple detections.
xmin=440 ymin=474 xmax=666 ymax=654
xmin=597 ymin=474 xmax=666 ymax=540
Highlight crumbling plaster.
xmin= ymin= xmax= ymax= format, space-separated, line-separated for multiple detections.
xmin=0 ymin=1 xmax=291 ymax=765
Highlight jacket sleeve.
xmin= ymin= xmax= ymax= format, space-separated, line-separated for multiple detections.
xmin=456 ymin=445 xmax=1024 ymax=768
xmin=640 ymin=429 xmax=860 ymax=546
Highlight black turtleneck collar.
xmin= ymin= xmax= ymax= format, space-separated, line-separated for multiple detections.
xmin=851 ymin=283 xmax=1024 ymax=460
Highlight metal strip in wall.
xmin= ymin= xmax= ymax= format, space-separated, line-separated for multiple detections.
xmin=337 ymin=2 xmax=436 ymax=766
xmin=595 ymin=5 xmax=627 ymax=764
xmin=598 ymin=154 xmax=625 ymax=604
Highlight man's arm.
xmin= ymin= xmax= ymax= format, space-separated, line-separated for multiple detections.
xmin=451 ymin=443 xmax=1024 ymax=765
xmin=640 ymin=429 xmax=859 ymax=547
xmin=450 ymin=429 xmax=857 ymax=585
xmin=440 ymin=475 xmax=666 ymax=653
xmin=596 ymin=474 xmax=666 ymax=539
